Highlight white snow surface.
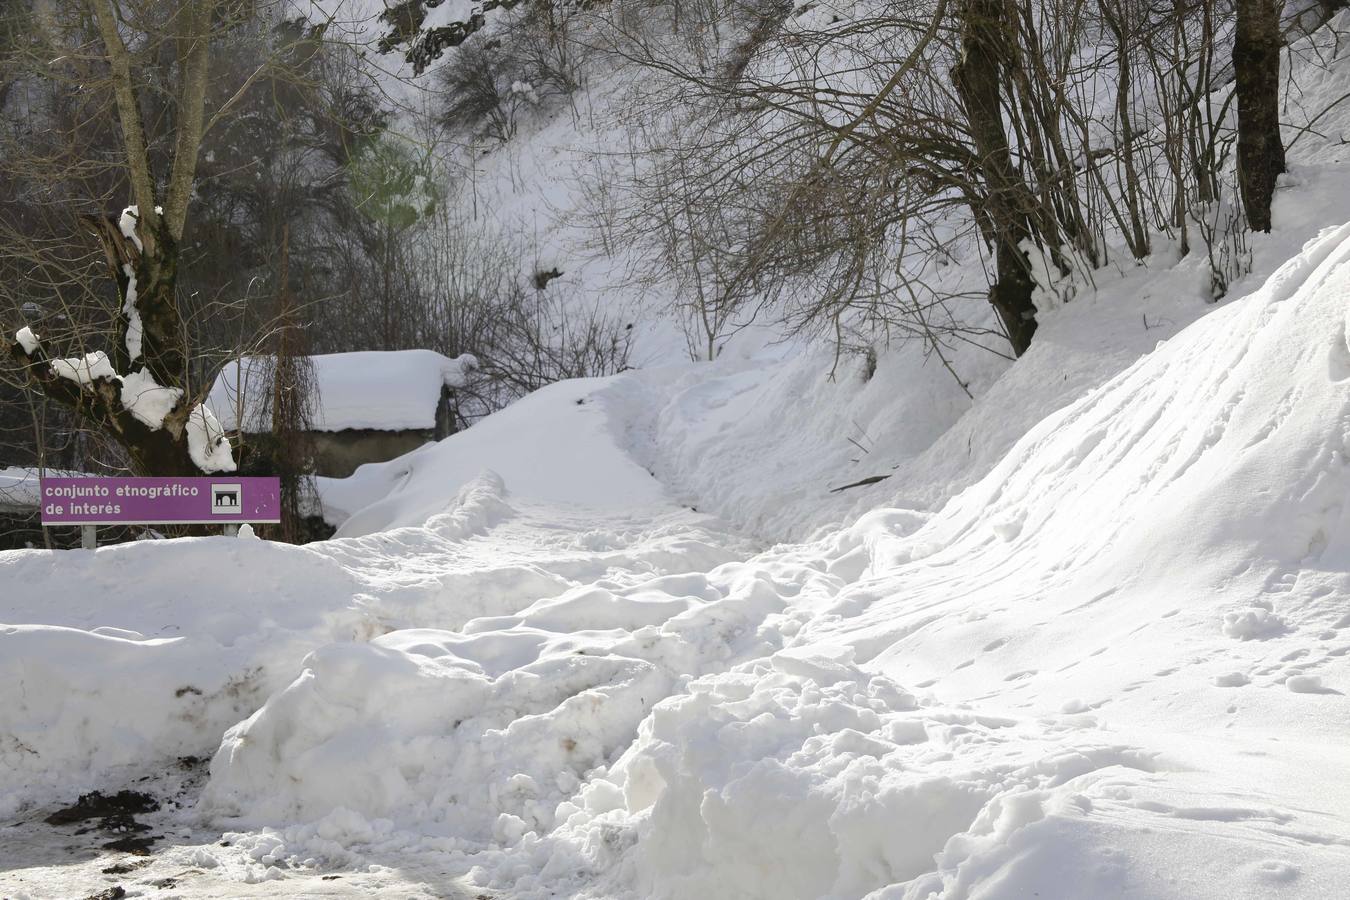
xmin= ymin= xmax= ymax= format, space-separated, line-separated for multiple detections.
xmin=117 ymin=203 xmax=157 ymax=359
xmin=208 ymin=349 xmax=476 ymax=433
xmin=49 ymin=350 xmax=116 ymax=385
xmin=4 ymin=222 xmax=1350 ymax=897
xmin=119 ymin=368 xmax=184 ymax=430
xmin=122 ymin=263 xmax=143 ymax=361
xmin=14 ymin=326 xmax=39 ymax=354
xmin=118 ymin=205 xmax=144 ymax=252
xmin=0 ymin=467 xmax=70 ymax=513
xmin=191 ymin=223 xmax=1350 ymax=899
xmin=8 ymin=16 xmax=1350 ymax=900
xmin=187 ymin=403 xmax=238 ymax=473
xmin=317 ymin=375 xmax=668 ymax=533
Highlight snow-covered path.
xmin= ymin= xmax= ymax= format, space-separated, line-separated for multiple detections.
xmin=6 ymin=222 xmax=1350 ymax=896
xmin=0 ymin=485 xmax=762 ymax=898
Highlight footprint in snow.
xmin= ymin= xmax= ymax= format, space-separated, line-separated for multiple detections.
xmin=1252 ymin=860 xmax=1300 ymax=883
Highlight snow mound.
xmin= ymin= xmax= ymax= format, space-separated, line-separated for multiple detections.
xmin=184 ymin=224 xmax=1350 ymax=899
xmin=0 ymin=451 xmax=746 ymax=819
xmin=197 ymin=548 xmax=838 ymax=839
xmin=570 ymin=656 xmax=1154 ymax=900
xmin=200 ymin=631 xmax=670 ymax=840
xmin=325 ymin=377 xmax=669 ymax=535
xmin=0 ymin=537 xmax=377 ymax=815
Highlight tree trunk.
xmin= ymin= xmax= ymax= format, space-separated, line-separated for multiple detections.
xmin=9 ymin=0 xmax=233 ymax=478
xmin=1234 ymin=0 xmax=1286 ymax=233
xmin=953 ymin=0 xmax=1040 ymax=356
xmin=10 ymin=213 xmax=214 ymax=477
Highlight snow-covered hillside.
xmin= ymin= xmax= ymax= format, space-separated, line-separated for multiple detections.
xmin=5 ymin=213 xmax=1350 ymax=897
xmin=5 ymin=6 xmax=1350 ymax=900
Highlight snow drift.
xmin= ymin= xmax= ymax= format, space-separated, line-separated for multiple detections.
xmin=184 ymin=225 xmax=1350 ymax=897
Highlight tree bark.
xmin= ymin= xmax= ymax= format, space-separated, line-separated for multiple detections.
xmin=8 ymin=1 xmax=230 ymax=477
xmin=953 ymin=0 xmax=1040 ymax=357
xmin=90 ymin=0 xmax=163 ymax=257
xmin=1234 ymin=0 xmax=1286 ymax=233
xmin=8 ymin=334 xmax=201 ymax=476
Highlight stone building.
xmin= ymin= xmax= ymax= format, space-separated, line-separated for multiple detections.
xmin=207 ymin=350 xmax=476 ymax=478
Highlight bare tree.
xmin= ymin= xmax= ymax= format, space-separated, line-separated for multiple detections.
xmin=3 ymin=1 xmax=343 ymax=475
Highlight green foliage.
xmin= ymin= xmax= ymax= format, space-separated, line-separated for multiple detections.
xmin=346 ymin=136 xmax=439 ymax=231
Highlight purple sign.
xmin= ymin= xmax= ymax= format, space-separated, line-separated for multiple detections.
xmin=39 ymin=477 xmax=281 ymax=525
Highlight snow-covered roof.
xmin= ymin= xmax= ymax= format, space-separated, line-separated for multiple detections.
xmin=0 ymin=467 xmax=86 ymax=512
xmin=207 ymin=350 xmax=476 ymax=434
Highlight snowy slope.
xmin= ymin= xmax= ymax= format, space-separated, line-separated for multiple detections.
xmin=4 ymin=230 xmax=1350 ymax=897
xmin=318 ymin=376 xmax=672 ymax=533
xmin=6 ymin=201 xmax=1350 ymax=900
xmin=156 ymin=221 xmax=1348 ymax=900
xmin=7 ymin=11 xmax=1350 ymax=900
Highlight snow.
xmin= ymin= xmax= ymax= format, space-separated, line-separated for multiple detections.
xmin=7 ymin=12 xmax=1350 ymax=900
xmin=49 ymin=350 xmax=116 ymax=385
xmin=187 ymin=403 xmax=238 ymax=473
xmin=0 ymin=467 xmax=45 ymax=513
xmin=122 ymin=263 xmax=143 ymax=360
xmin=46 ymin=352 xmax=183 ymax=430
xmin=46 ymin=353 xmax=183 ymax=430
xmin=319 ymin=376 xmax=669 ymax=534
xmin=208 ymin=349 xmax=476 ymax=433
xmin=116 ymin=204 xmax=158 ymax=359
xmin=14 ymin=325 xmax=39 ymax=354
xmin=0 ymin=468 xmax=88 ymax=513
xmin=118 ymin=205 xmax=143 ymax=252
xmin=0 ymin=469 xmax=744 ymax=824
xmin=10 ymin=216 xmax=1349 ymax=896
xmin=119 ymin=368 xmax=184 ymax=430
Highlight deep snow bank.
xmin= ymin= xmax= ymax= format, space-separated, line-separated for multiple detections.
xmin=0 ymin=537 xmax=379 ymax=816
xmin=197 ymin=552 xmax=844 ymax=840
xmin=189 ymin=226 xmax=1350 ymax=898
xmin=0 ymin=464 xmax=746 ymax=820
xmin=542 ymin=222 xmax=1350 ymax=899
xmin=320 ymin=377 xmax=670 ymax=535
